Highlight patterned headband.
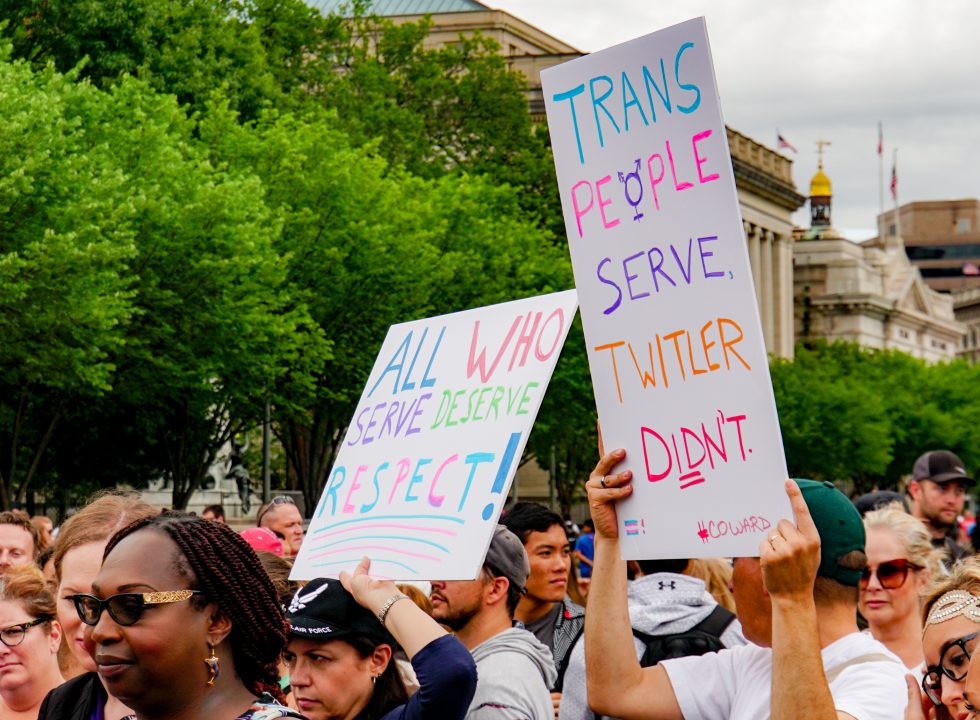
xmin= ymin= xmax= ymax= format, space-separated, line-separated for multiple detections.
xmin=924 ymin=590 xmax=980 ymax=630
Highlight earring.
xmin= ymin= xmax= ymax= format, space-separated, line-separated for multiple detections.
xmin=204 ymin=642 xmax=220 ymax=687
xmin=371 ymin=673 xmax=379 ymax=684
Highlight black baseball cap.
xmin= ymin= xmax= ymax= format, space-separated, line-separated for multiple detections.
xmin=853 ymin=490 xmax=910 ymax=517
xmin=286 ymin=578 xmax=394 ymax=645
xmin=912 ymin=450 xmax=975 ymax=487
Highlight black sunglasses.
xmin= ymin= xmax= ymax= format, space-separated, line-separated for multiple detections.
xmin=0 ymin=617 xmax=50 ymax=647
xmin=860 ymin=559 xmax=920 ymax=590
xmin=923 ymin=632 xmax=978 ymax=705
xmin=256 ymin=495 xmax=295 ymax=525
xmin=71 ymin=590 xmax=201 ymax=627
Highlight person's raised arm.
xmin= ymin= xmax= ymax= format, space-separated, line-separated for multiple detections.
xmin=765 ymin=481 xmax=846 ymax=720
xmin=340 ymin=557 xmax=444 ymax=658
xmin=583 ymin=448 xmax=683 ymax=720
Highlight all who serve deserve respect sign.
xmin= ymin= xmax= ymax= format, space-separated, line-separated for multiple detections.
xmin=542 ymin=18 xmax=791 ymax=559
xmin=292 ymin=291 xmax=578 ymax=581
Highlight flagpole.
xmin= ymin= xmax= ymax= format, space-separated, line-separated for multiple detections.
xmin=878 ymin=122 xmax=884 ymax=238
xmin=892 ymin=148 xmax=902 ymax=241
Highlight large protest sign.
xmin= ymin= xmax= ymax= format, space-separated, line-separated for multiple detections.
xmin=291 ymin=290 xmax=578 ymax=581
xmin=542 ymin=18 xmax=791 ymax=558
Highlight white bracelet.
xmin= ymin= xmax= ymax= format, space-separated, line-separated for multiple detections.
xmin=377 ymin=593 xmax=410 ymax=625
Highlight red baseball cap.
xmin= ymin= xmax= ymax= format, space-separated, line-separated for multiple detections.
xmin=240 ymin=527 xmax=283 ymax=557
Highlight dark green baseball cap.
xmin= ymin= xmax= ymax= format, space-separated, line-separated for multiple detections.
xmin=794 ymin=479 xmax=866 ymax=587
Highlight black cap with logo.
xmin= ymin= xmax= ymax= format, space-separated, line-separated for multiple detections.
xmin=913 ymin=450 xmax=975 ymax=487
xmin=287 ymin=577 xmax=394 ymax=645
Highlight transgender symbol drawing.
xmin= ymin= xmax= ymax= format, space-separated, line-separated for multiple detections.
xmin=618 ymin=158 xmax=644 ymax=222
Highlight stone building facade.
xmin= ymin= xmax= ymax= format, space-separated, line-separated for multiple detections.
xmin=794 ymin=165 xmax=964 ymax=362
xmin=728 ymin=129 xmax=805 ymax=358
xmin=878 ymin=199 xmax=980 ymax=292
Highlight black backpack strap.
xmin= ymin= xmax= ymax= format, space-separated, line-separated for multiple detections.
xmin=691 ymin=605 xmax=736 ymax=638
xmin=630 ymin=606 xmax=734 ymax=646
xmin=594 ymin=607 xmax=735 ymax=720
xmin=554 ymin=622 xmax=585 ymax=691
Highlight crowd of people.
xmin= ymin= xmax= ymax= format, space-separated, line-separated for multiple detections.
xmin=0 ymin=447 xmax=977 ymax=719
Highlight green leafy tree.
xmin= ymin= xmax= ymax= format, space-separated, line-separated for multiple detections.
xmin=0 ymin=0 xmax=282 ymax=120
xmin=201 ymin=102 xmax=570 ymax=510
xmin=770 ymin=340 xmax=980 ymax=494
xmin=524 ymin=319 xmax=597 ymax=517
xmin=312 ymin=11 xmax=564 ymax=237
xmin=86 ymin=79 xmax=325 ymax=508
xmin=0 ymin=51 xmax=136 ymax=508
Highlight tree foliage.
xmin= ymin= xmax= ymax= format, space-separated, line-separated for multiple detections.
xmin=18 ymin=1 xmax=980 ymax=518
xmin=201 ymin=101 xmax=570 ymax=509
xmin=0 ymin=52 xmax=136 ymax=508
xmin=771 ymin=340 xmax=980 ymax=494
xmin=0 ymin=49 xmax=326 ymax=509
xmin=524 ymin=319 xmax=597 ymax=517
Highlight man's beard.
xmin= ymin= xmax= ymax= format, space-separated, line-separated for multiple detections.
xmin=435 ymin=602 xmax=481 ymax=632
xmin=926 ymin=511 xmax=955 ymax=533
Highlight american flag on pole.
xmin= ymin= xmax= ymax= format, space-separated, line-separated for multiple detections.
xmin=878 ymin=123 xmax=883 ymax=155
xmin=890 ymin=162 xmax=898 ymax=201
xmin=777 ymin=132 xmax=797 ymax=153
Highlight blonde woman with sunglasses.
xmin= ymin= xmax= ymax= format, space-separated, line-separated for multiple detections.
xmin=860 ymin=506 xmax=943 ymax=673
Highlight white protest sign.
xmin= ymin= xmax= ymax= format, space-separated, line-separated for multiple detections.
xmin=542 ymin=18 xmax=791 ymax=558
xmin=291 ymin=290 xmax=579 ymax=581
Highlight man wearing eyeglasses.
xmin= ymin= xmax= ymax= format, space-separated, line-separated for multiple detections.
xmin=257 ymin=496 xmax=305 ymax=559
xmin=909 ymin=450 xmax=974 ymax=568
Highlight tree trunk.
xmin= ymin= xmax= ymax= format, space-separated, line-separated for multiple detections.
xmin=280 ymin=403 xmax=340 ymax=517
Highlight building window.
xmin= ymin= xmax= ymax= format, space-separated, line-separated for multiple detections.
xmin=957 ymin=218 xmax=973 ymax=234
xmin=907 ymin=243 xmax=980 ymax=260
xmin=889 ymin=224 xmax=897 ymax=236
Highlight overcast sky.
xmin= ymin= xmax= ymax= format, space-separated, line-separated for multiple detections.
xmin=487 ymin=0 xmax=980 ymax=238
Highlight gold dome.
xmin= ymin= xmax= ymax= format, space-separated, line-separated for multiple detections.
xmin=810 ymin=164 xmax=832 ymax=197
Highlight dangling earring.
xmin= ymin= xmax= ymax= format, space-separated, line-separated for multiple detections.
xmin=204 ymin=642 xmax=220 ymax=687
xmin=371 ymin=673 xmax=379 ymax=684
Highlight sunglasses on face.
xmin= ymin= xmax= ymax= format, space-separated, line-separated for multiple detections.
xmin=256 ymin=495 xmax=296 ymax=526
xmin=71 ymin=590 xmax=201 ymax=627
xmin=923 ymin=632 xmax=979 ymax=705
xmin=0 ymin=617 xmax=50 ymax=647
xmin=859 ymin=558 xmax=920 ymax=590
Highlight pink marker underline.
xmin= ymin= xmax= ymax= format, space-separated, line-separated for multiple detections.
xmin=317 ymin=523 xmax=457 ymax=539
xmin=308 ymin=545 xmax=441 ymax=562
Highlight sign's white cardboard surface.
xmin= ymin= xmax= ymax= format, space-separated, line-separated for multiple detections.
xmin=291 ymin=290 xmax=579 ymax=580
xmin=542 ymin=18 xmax=791 ymax=559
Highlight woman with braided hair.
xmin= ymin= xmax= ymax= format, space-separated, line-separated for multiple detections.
xmin=63 ymin=511 xmax=305 ymax=720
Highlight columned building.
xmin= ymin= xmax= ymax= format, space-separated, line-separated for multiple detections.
xmin=793 ymin=156 xmax=964 ymax=362
xmin=953 ymin=288 xmax=980 ymax=363
xmin=729 ymin=129 xmax=805 ymax=358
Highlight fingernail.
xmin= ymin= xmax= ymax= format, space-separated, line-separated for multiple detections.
xmin=614 ymin=448 xmax=625 ymax=457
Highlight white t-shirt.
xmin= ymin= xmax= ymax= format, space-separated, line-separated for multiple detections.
xmin=662 ymin=631 xmax=907 ymax=720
